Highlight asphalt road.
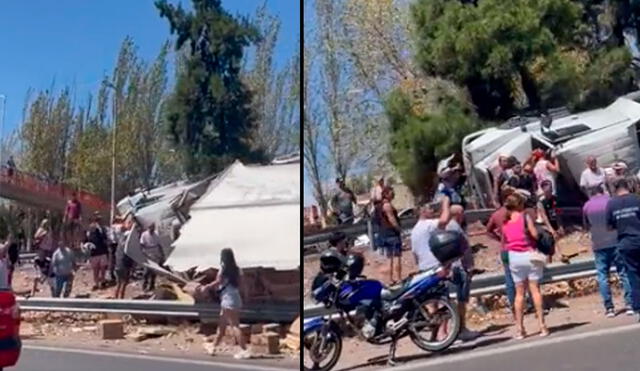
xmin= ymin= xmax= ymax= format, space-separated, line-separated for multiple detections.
xmin=395 ymin=322 xmax=640 ymax=371
xmin=11 ymin=345 xmax=297 ymax=371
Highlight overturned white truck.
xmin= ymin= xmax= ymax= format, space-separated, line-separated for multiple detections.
xmin=462 ymin=91 xmax=640 ymax=208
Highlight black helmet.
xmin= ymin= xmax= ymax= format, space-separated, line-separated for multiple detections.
xmin=345 ymin=253 xmax=364 ymax=279
xmin=320 ymin=249 xmax=346 ymax=274
xmin=328 ymin=231 xmax=347 ymax=247
xmin=429 ymin=230 xmax=465 ymax=265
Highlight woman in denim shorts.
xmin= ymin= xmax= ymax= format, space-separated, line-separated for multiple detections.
xmin=376 ymin=186 xmax=403 ymax=283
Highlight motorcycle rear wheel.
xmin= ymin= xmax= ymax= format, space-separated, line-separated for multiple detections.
xmin=408 ymin=296 xmax=460 ymax=352
xmin=303 ymin=327 xmax=343 ymax=371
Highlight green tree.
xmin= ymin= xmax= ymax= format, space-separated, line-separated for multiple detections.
xmin=385 ymin=79 xmax=480 ymax=196
xmin=66 ymin=38 xmax=177 ymax=200
xmin=156 ymin=0 xmax=265 ymax=178
xmin=244 ymin=3 xmax=300 ymax=159
xmin=411 ymin=0 xmax=634 ymax=119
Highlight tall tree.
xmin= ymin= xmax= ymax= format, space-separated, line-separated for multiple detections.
xmin=340 ymin=0 xmax=417 ymax=99
xmin=315 ymin=0 xmax=378 ymax=180
xmin=337 ymin=0 xmax=422 ymax=176
xmin=156 ymin=0 xmax=265 ymax=177
xmin=20 ymin=87 xmax=75 ymax=182
xmin=302 ymin=44 xmax=329 ymax=222
xmin=244 ymin=3 xmax=300 ymax=159
xmin=67 ymin=38 xmax=176 ymax=200
xmin=411 ymin=0 xmax=634 ymax=119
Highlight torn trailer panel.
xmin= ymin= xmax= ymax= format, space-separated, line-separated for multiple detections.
xmin=462 ymin=92 xmax=640 ymax=207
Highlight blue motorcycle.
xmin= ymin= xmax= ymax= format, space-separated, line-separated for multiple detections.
xmin=303 ymin=230 xmax=465 ymax=370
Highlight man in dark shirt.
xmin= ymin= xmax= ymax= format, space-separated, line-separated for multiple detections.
xmin=86 ymin=214 xmax=109 ymax=290
xmin=330 ymin=178 xmax=356 ymax=225
xmin=606 ymin=177 xmax=640 ymax=318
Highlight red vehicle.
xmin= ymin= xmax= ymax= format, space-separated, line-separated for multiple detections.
xmin=0 ymin=290 xmax=20 ymax=370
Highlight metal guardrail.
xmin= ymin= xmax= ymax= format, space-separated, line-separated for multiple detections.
xmin=303 ymin=257 xmax=597 ymax=318
xmin=304 ymin=207 xmax=584 ymax=247
xmin=17 ymin=298 xmax=299 ymax=323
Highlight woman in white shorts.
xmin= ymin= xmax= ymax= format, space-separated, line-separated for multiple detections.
xmin=501 ymin=194 xmax=549 ymax=339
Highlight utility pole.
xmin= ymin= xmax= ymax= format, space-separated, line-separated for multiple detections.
xmin=105 ymin=84 xmax=117 ymax=225
xmin=0 ymin=95 xmax=5 ymax=172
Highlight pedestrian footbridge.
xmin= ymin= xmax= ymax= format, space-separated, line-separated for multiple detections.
xmin=0 ymin=166 xmax=110 ymax=216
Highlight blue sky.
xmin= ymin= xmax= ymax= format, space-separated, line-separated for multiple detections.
xmin=0 ymin=0 xmax=300 ymax=135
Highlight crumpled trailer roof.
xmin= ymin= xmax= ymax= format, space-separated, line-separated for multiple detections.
xmin=462 ymin=91 xmax=640 ymax=207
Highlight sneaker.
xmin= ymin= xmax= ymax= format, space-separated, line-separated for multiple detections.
xmin=233 ymin=349 xmax=251 ymax=360
xmin=458 ymin=328 xmax=481 ymax=342
xmin=626 ymin=308 xmax=635 ymax=316
xmin=606 ymin=308 xmax=616 ymax=318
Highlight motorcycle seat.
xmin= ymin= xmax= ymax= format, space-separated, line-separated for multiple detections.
xmin=380 ymin=268 xmax=440 ymax=301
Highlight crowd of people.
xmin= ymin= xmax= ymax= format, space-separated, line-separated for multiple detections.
xmin=0 ymin=192 xmax=170 ymax=300
xmin=326 ymin=147 xmax=640 ymax=341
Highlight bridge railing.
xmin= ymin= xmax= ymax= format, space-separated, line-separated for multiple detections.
xmin=0 ymin=166 xmax=109 ymax=211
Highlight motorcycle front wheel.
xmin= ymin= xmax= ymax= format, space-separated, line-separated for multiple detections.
xmin=303 ymin=326 xmax=343 ymax=371
xmin=408 ymin=296 xmax=460 ymax=352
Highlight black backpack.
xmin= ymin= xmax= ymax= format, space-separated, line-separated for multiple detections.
xmin=523 ymin=215 xmax=555 ymax=255
xmin=534 ymin=224 xmax=555 ymax=255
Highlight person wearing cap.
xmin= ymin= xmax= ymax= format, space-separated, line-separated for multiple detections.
xmin=435 ymin=162 xmax=465 ymax=208
xmin=329 ymin=177 xmax=357 ymax=225
xmin=580 ymin=156 xmax=607 ymax=197
xmin=606 ymin=161 xmax=638 ymax=195
xmin=606 ymin=177 xmax=640 ymax=320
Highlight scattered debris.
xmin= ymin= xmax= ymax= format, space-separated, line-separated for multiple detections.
xmin=126 ymin=326 xmax=174 ymax=342
xmin=99 ymin=319 xmax=124 ymax=340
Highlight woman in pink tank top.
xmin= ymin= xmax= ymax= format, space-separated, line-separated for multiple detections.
xmin=501 ymin=194 xmax=549 ymax=339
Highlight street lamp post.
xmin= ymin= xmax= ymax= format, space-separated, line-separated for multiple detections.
xmin=105 ymin=84 xmax=117 ymax=225
xmin=0 ymin=95 xmax=6 ymax=172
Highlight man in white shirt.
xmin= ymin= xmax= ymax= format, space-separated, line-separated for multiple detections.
xmin=140 ymin=223 xmax=164 ymax=292
xmin=410 ymin=197 xmax=450 ymax=272
xmin=580 ymin=156 xmax=607 ymax=196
